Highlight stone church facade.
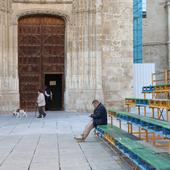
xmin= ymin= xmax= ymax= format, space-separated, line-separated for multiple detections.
xmin=0 ymin=0 xmax=133 ymax=112
xmin=143 ymin=0 xmax=170 ymax=72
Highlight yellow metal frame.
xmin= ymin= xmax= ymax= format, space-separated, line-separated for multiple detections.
xmin=104 ymin=133 xmax=115 ymax=145
xmin=125 ymin=99 xmax=136 ymax=106
xmin=109 ymin=112 xmax=122 ymax=129
xmin=149 ymin=100 xmax=170 ymax=109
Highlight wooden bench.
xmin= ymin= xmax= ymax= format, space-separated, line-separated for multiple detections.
xmin=108 ymin=109 xmax=170 ymax=138
xmin=125 ymin=98 xmax=170 ymax=120
xmin=96 ymin=125 xmax=170 ymax=170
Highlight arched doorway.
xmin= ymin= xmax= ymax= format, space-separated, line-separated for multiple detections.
xmin=18 ymin=15 xmax=65 ymax=111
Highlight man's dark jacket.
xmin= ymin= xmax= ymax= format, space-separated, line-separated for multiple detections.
xmin=91 ymin=103 xmax=107 ymax=127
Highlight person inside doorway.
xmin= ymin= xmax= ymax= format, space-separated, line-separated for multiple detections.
xmin=74 ymin=99 xmax=107 ymax=142
xmin=44 ymin=85 xmax=52 ymax=111
xmin=37 ymin=89 xmax=46 ymax=118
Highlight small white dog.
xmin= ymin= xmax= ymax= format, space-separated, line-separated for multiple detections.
xmin=13 ymin=109 xmax=27 ymax=118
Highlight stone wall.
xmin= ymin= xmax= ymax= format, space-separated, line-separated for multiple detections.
xmin=66 ymin=0 xmax=133 ymax=111
xmin=0 ymin=0 xmax=133 ymax=112
xmin=102 ymin=0 xmax=133 ymax=109
xmin=143 ymin=0 xmax=168 ymax=72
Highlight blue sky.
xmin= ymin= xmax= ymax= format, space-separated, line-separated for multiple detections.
xmin=142 ymin=0 xmax=146 ymax=11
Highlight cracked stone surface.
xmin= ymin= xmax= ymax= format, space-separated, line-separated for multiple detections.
xmin=0 ymin=112 xmax=129 ymax=170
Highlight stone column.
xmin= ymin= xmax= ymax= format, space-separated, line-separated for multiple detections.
xmin=0 ymin=0 xmax=10 ymax=112
xmin=94 ymin=0 xmax=104 ymax=101
xmin=0 ymin=0 xmax=19 ymax=112
xmin=102 ymin=0 xmax=133 ymax=110
xmin=65 ymin=0 xmax=104 ymax=111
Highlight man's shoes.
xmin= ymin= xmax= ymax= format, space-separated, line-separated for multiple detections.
xmin=74 ymin=136 xmax=85 ymax=142
xmin=43 ymin=113 xmax=46 ymax=118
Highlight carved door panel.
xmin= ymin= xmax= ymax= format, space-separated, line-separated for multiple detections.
xmin=18 ymin=15 xmax=65 ymax=111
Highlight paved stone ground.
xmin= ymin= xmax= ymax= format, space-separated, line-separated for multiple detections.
xmin=0 ymin=112 xmax=129 ymax=170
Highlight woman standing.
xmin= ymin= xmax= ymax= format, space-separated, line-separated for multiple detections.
xmin=37 ymin=89 xmax=46 ymax=118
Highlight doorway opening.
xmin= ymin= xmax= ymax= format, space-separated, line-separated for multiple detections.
xmin=45 ymin=74 xmax=63 ymax=111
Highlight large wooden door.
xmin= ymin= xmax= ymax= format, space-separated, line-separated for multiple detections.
xmin=18 ymin=15 xmax=65 ymax=111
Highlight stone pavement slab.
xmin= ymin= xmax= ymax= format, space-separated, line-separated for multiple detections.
xmin=0 ymin=112 xmax=129 ymax=170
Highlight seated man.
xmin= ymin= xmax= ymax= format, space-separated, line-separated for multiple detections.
xmin=74 ymin=99 xmax=107 ymax=142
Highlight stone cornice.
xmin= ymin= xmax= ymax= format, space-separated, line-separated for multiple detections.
xmin=13 ymin=0 xmax=72 ymax=4
xmin=11 ymin=8 xmax=71 ymax=25
xmin=143 ymin=41 xmax=168 ymax=46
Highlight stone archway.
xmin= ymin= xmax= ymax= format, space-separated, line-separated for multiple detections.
xmin=18 ymin=14 xmax=65 ymax=111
